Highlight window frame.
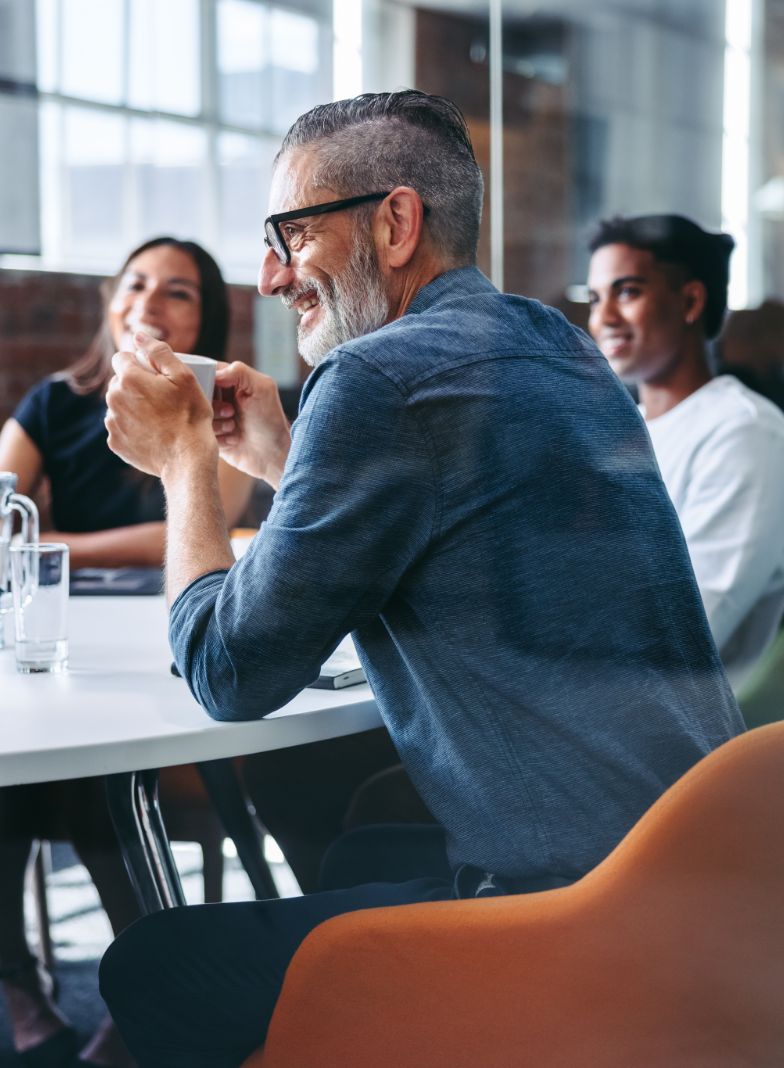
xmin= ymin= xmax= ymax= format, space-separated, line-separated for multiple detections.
xmin=22 ymin=0 xmax=333 ymax=278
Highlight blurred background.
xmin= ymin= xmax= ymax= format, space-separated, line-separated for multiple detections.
xmin=1 ymin=0 xmax=783 ymax=417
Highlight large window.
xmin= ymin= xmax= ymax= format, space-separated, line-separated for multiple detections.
xmin=29 ymin=0 xmax=332 ymax=276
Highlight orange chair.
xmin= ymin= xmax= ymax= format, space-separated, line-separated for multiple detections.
xmin=245 ymin=722 xmax=784 ymax=1067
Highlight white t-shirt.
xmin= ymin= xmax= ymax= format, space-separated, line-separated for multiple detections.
xmin=643 ymin=375 xmax=784 ymax=692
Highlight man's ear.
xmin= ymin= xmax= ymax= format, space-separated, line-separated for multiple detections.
xmin=374 ymin=187 xmax=425 ymax=269
xmin=682 ymin=279 xmax=708 ymax=326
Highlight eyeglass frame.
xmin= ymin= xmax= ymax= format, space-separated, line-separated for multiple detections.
xmin=264 ymin=190 xmax=430 ymax=266
xmin=264 ymin=192 xmax=392 ymax=266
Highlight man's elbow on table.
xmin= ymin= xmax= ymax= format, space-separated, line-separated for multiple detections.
xmin=169 ymin=588 xmax=322 ymax=719
xmin=185 ymin=658 xmax=318 ymax=722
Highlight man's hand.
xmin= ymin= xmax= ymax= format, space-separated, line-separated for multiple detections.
xmin=106 ymin=332 xmax=218 ymax=478
xmin=213 ymin=362 xmax=292 ymax=488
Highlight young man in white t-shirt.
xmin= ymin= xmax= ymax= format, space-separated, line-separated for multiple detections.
xmin=587 ymin=213 xmax=784 ymax=692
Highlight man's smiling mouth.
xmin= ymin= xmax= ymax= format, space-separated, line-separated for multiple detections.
xmin=282 ymin=283 xmax=322 ymax=322
xmin=601 ymin=334 xmax=631 ymax=353
xmin=295 ymin=295 xmax=319 ymax=316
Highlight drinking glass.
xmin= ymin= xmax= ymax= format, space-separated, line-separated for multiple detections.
xmin=10 ymin=542 xmax=69 ymax=673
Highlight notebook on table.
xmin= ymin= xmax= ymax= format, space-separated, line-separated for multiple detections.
xmin=69 ymin=567 xmax=164 ymax=596
xmin=308 ymin=635 xmax=366 ymax=690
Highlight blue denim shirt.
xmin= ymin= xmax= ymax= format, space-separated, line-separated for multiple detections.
xmin=170 ymin=266 xmax=743 ymax=881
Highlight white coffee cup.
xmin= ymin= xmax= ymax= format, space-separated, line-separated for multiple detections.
xmin=173 ymin=353 xmax=217 ymax=399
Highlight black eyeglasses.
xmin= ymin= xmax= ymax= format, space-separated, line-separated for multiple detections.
xmin=264 ymin=192 xmax=391 ymax=266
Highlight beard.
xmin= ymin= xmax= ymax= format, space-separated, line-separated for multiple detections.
xmin=283 ymin=240 xmax=390 ymax=368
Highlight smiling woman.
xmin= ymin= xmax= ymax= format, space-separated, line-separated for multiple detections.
xmin=0 ymin=236 xmax=252 ymax=566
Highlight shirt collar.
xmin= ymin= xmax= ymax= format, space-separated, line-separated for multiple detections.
xmin=405 ymin=266 xmax=497 ymax=317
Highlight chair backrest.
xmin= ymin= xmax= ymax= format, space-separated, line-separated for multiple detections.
xmin=253 ymin=723 xmax=784 ymax=1068
xmin=737 ymin=627 xmax=784 ymax=729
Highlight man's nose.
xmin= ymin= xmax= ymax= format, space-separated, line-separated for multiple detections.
xmin=258 ymin=248 xmax=296 ymax=297
xmin=590 ymin=296 xmax=618 ymax=332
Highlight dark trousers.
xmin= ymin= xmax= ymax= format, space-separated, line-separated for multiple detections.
xmin=99 ymin=878 xmax=454 ymax=1068
xmin=318 ymin=822 xmax=451 ymax=889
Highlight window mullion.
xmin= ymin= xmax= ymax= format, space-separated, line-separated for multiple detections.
xmin=122 ymin=0 xmax=131 ymax=106
xmin=202 ymin=0 xmax=220 ymax=256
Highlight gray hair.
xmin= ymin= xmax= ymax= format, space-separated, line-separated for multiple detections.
xmin=277 ymin=90 xmax=484 ymax=266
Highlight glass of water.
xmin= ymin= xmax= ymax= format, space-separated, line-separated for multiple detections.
xmin=10 ymin=543 xmax=69 ymax=673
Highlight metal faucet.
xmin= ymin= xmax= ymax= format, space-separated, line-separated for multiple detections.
xmin=0 ymin=472 xmax=40 ymax=650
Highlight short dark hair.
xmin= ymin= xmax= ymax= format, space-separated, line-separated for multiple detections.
xmin=68 ymin=236 xmax=229 ymax=395
xmin=277 ymin=90 xmax=484 ymax=266
xmin=588 ymin=214 xmax=735 ymax=339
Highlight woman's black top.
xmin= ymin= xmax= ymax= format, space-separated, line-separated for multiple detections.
xmin=13 ymin=376 xmax=165 ymax=532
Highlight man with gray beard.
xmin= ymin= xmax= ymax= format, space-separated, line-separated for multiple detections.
xmin=100 ymin=90 xmax=742 ymax=1065
xmin=283 ymin=236 xmax=390 ymax=367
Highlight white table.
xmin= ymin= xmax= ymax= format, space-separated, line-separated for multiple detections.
xmin=0 ymin=596 xmax=381 ymax=910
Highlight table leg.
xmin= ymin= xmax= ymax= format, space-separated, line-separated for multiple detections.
xmin=106 ymin=770 xmax=186 ymax=913
xmin=196 ymin=759 xmax=279 ymax=900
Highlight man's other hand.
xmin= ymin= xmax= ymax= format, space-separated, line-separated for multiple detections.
xmin=213 ymin=362 xmax=292 ymax=488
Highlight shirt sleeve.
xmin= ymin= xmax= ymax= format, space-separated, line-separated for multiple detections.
xmin=169 ymin=355 xmax=437 ymax=721
xmin=676 ymin=417 xmax=784 ymax=654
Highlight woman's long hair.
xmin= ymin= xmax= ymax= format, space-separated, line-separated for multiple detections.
xmin=66 ymin=236 xmax=230 ymax=396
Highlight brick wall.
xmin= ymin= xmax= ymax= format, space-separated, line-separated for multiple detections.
xmin=415 ymin=9 xmax=571 ymax=307
xmin=0 ymin=268 xmax=260 ymax=425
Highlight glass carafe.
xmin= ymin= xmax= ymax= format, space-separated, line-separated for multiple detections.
xmin=0 ymin=472 xmax=40 ymax=650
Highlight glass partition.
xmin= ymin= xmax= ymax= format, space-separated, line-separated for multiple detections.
xmin=495 ymin=1 xmax=729 ymax=320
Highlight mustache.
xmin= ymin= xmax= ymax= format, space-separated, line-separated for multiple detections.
xmin=280 ymin=278 xmax=327 ymax=309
